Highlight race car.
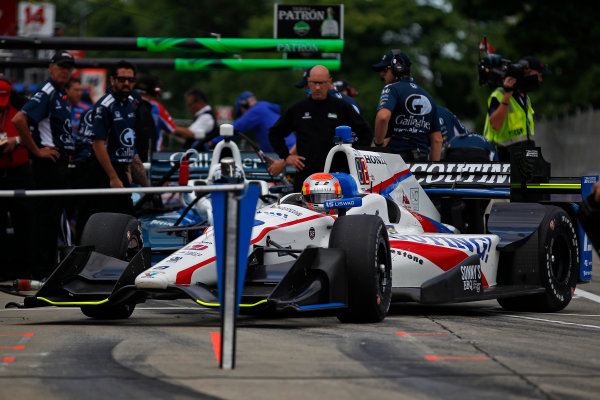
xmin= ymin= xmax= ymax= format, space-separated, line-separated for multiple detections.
xmin=6 ymin=127 xmax=584 ymax=323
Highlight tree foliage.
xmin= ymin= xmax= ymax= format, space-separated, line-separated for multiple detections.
xmin=52 ymin=0 xmax=598 ymax=132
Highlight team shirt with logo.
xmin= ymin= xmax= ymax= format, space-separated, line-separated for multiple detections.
xmin=376 ymin=76 xmax=441 ymax=154
xmin=92 ymin=93 xmax=137 ymax=163
xmin=71 ymin=100 xmax=92 ymax=135
xmin=20 ymin=78 xmax=75 ymax=156
xmin=71 ymin=108 xmax=94 ymax=164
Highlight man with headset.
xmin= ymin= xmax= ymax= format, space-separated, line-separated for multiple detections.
xmin=371 ymin=50 xmax=442 ymax=161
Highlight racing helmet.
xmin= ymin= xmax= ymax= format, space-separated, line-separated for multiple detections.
xmin=302 ymin=173 xmax=342 ymax=211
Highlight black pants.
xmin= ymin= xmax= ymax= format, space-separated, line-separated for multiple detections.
xmin=0 ymin=162 xmax=34 ymax=279
xmin=67 ymin=160 xmax=92 ymax=244
xmin=76 ymin=156 xmax=134 ymax=240
xmin=30 ymin=157 xmax=69 ymax=280
xmin=397 ymin=150 xmax=429 ymax=162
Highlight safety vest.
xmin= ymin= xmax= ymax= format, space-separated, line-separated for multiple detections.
xmin=483 ymin=88 xmax=534 ymax=147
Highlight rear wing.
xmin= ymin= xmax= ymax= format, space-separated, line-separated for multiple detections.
xmin=407 ymin=147 xmax=585 ymax=201
xmin=408 ymin=147 xmax=597 ymax=282
xmin=150 ymin=150 xmax=294 ymax=182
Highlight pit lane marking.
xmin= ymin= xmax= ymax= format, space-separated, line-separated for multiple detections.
xmin=210 ymin=332 xmax=221 ymax=364
xmin=502 ymin=314 xmax=600 ymax=330
xmin=0 ymin=333 xmax=34 ymax=336
xmin=0 ymin=332 xmax=34 ymax=370
xmin=425 ymin=355 xmax=489 ymax=361
xmin=574 ymin=288 xmax=600 ymax=304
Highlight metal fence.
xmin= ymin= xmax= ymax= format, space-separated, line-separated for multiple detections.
xmin=535 ymin=107 xmax=600 ymax=177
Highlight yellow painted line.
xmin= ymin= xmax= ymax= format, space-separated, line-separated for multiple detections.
xmin=511 ymin=183 xmax=581 ymax=190
xmin=36 ymin=297 xmax=109 ymax=306
xmin=195 ymin=298 xmax=268 ymax=308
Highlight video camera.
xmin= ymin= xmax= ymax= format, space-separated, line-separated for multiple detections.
xmin=478 ymin=54 xmax=527 ymax=88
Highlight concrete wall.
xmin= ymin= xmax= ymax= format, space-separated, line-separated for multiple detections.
xmin=535 ymin=107 xmax=600 ymax=177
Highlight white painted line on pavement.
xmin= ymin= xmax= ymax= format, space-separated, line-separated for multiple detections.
xmin=504 ymin=314 xmax=600 ymax=330
xmin=574 ymin=288 xmax=600 ymax=304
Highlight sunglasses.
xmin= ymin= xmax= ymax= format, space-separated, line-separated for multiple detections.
xmin=115 ymin=76 xmax=136 ymax=83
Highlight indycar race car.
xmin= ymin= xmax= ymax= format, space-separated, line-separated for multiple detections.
xmin=5 ymin=127 xmax=586 ymax=322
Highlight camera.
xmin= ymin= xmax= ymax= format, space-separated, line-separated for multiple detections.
xmin=478 ymin=54 xmax=526 ymax=88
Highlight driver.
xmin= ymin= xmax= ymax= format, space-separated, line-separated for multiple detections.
xmin=302 ymin=173 xmax=342 ymax=213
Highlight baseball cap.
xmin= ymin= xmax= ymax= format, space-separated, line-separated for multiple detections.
xmin=50 ymin=50 xmax=75 ymax=67
xmin=371 ymin=50 xmax=411 ymax=71
xmin=294 ymin=67 xmax=313 ymax=88
xmin=0 ymin=77 xmax=11 ymax=107
xmin=234 ymin=91 xmax=255 ymax=117
xmin=333 ymin=80 xmax=357 ymax=97
xmin=520 ymin=56 xmax=550 ymax=75
xmin=136 ymin=73 xmax=159 ymax=95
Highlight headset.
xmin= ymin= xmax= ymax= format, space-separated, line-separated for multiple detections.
xmin=390 ymin=49 xmax=411 ymax=79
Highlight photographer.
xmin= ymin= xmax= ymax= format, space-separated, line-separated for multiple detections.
xmin=483 ymin=56 xmax=549 ymax=161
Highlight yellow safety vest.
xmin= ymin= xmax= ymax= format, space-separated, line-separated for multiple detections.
xmin=483 ymin=88 xmax=534 ymax=147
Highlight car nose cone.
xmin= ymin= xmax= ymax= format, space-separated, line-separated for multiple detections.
xmin=135 ymin=271 xmax=169 ymax=289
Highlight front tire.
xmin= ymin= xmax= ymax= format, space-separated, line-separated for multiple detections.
xmin=498 ymin=205 xmax=579 ymax=312
xmin=79 ymin=213 xmax=143 ymax=319
xmin=81 ymin=303 xmax=135 ymax=320
xmin=329 ymin=215 xmax=392 ymax=323
xmin=80 ymin=212 xmax=143 ymax=261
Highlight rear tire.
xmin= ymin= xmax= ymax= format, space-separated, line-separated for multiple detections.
xmin=498 ymin=206 xmax=578 ymax=312
xmin=80 ymin=212 xmax=143 ymax=261
xmin=329 ymin=215 xmax=392 ymax=323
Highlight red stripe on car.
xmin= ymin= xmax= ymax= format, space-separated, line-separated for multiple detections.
xmin=389 ymin=240 xmax=489 ymax=287
xmin=176 ymin=256 xmax=216 ymax=285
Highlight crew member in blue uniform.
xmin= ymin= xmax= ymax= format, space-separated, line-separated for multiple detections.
xmin=372 ymin=50 xmax=443 ymax=161
xmin=210 ymin=91 xmax=296 ymax=152
xmin=80 ymin=60 xmax=138 ymax=229
xmin=12 ymin=50 xmax=76 ymax=279
xmin=437 ymin=105 xmax=468 ymax=144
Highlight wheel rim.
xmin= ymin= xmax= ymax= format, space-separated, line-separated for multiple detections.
xmin=549 ymin=235 xmax=570 ymax=284
xmin=376 ymin=242 xmax=390 ymax=295
xmin=126 ymin=229 xmax=143 ymax=260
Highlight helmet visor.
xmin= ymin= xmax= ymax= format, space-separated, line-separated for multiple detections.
xmin=303 ymin=193 xmax=339 ymax=205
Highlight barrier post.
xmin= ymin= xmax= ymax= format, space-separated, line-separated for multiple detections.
xmin=211 ymin=184 xmax=259 ymax=369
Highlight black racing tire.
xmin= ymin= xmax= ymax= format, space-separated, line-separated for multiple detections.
xmin=80 ymin=212 xmax=143 ymax=261
xmin=81 ymin=303 xmax=136 ymax=320
xmin=329 ymin=215 xmax=392 ymax=323
xmin=498 ymin=205 xmax=579 ymax=312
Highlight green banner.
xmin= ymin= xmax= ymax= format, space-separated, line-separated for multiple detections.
xmin=137 ymin=38 xmax=344 ymax=53
xmin=173 ymin=58 xmax=341 ymax=71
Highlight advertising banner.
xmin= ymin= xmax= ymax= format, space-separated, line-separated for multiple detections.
xmin=18 ymin=2 xmax=55 ymax=37
xmin=274 ymin=4 xmax=343 ymax=60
